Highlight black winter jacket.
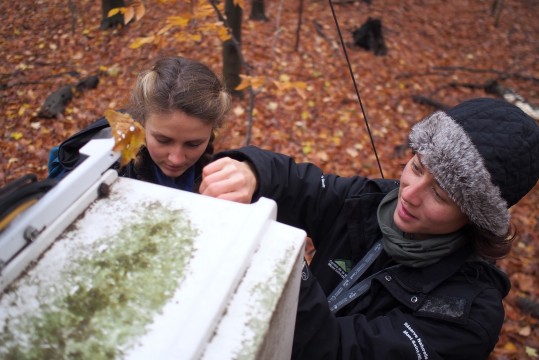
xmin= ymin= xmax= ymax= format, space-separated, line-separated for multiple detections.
xmin=216 ymin=146 xmax=511 ymax=360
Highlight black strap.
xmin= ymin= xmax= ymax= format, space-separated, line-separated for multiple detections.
xmin=327 ymin=240 xmax=397 ymax=313
xmin=57 ymin=117 xmax=111 ymax=169
xmin=0 ymin=175 xmax=58 ymax=230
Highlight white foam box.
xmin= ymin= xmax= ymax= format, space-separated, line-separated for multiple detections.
xmin=0 ymin=170 xmax=306 ymax=359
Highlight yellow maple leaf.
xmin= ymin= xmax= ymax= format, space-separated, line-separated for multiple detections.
xmin=235 ymin=74 xmax=265 ymax=91
xmin=107 ymin=7 xmax=125 ymax=17
xmin=216 ymin=25 xmax=232 ymax=42
xmin=235 ymin=75 xmax=252 ymax=91
xmin=175 ymin=32 xmax=202 ymax=42
xmin=123 ymin=6 xmax=135 ymax=24
xmin=108 ymin=3 xmax=144 ymax=24
xmin=130 ymin=35 xmax=156 ymax=49
xmin=167 ymin=15 xmax=190 ymax=27
xmin=273 ymin=78 xmax=308 ymax=99
xmin=133 ymin=2 xmax=145 ymax=21
xmin=195 ymin=4 xmax=215 ymax=18
xmin=157 ymin=24 xmax=174 ymax=35
xmin=104 ymin=109 xmax=145 ymax=167
xmin=10 ymin=132 xmax=23 ymax=140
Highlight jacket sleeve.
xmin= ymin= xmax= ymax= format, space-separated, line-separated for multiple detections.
xmin=214 ymin=146 xmax=371 ymax=242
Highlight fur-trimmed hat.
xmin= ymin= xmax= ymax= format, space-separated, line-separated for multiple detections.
xmin=409 ymin=98 xmax=539 ymax=237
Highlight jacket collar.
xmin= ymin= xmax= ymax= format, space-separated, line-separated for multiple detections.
xmin=387 ymin=244 xmax=474 ymax=293
xmin=342 ymin=179 xmax=400 ymax=258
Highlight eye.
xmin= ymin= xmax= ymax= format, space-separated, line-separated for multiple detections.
xmin=155 ymin=137 xmax=171 ymax=144
xmin=411 ymin=161 xmax=421 ymax=174
xmin=431 ymin=185 xmax=449 ymax=203
xmin=186 ymin=141 xmax=204 ymax=148
xmin=431 ymin=187 xmax=443 ymax=200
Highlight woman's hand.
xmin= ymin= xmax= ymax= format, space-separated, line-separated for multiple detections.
xmin=199 ymin=157 xmax=257 ymax=203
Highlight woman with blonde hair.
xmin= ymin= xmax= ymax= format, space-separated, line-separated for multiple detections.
xmin=49 ymin=56 xmax=231 ymax=192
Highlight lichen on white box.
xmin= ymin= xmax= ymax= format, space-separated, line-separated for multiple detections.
xmin=0 ymin=197 xmax=198 ymax=358
xmin=0 ymin=175 xmax=305 ymax=360
xmin=201 ymin=229 xmax=303 ymax=360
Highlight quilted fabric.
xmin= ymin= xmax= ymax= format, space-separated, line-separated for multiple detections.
xmin=446 ymin=98 xmax=539 ymax=207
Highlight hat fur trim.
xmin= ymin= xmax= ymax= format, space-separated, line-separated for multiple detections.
xmin=409 ymin=111 xmax=509 ymax=237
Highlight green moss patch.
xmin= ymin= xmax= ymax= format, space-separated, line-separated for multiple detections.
xmin=0 ymin=201 xmax=197 ymax=359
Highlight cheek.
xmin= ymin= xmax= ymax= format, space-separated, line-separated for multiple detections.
xmin=427 ymin=205 xmax=467 ymax=231
xmin=145 ymin=139 xmax=166 ymax=160
xmin=184 ymin=145 xmax=207 ymax=162
xmin=187 ymin=138 xmax=211 ymax=158
xmin=425 ymin=206 xmax=449 ymax=224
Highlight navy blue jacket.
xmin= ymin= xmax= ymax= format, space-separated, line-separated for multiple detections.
xmin=216 ymin=146 xmax=510 ymax=360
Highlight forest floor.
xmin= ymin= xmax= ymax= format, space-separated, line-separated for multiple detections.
xmin=1 ymin=0 xmax=538 ymax=358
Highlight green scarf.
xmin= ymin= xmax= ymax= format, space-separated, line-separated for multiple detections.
xmin=377 ymin=188 xmax=468 ymax=268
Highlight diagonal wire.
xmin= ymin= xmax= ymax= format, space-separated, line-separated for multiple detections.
xmin=328 ymin=0 xmax=384 ymax=179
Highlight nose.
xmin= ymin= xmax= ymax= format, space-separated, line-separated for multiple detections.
xmin=168 ymin=146 xmax=186 ymax=165
xmin=401 ymin=179 xmax=428 ymax=207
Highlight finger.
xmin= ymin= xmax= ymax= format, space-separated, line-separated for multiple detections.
xmin=213 ymin=187 xmax=252 ymax=204
xmin=200 ymin=170 xmax=231 ymax=196
xmin=202 ymin=157 xmax=231 ymax=177
xmin=200 ymin=158 xmax=231 ymax=193
xmin=202 ymin=170 xmax=246 ymax=199
xmin=200 ymin=158 xmax=257 ymax=202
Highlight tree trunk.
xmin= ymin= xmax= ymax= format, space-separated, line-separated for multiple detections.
xmin=226 ymin=0 xmax=242 ymax=44
xmin=294 ymin=0 xmax=304 ymax=51
xmin=222 ymin=0 xmax=243 ymax=98
xmin=491 ymin=0 xmax=504 ymax=27
xmin=250 ymin=0 xmax=268 ymax=21
xmin=100 ymin=0 xmax=125 ymax=30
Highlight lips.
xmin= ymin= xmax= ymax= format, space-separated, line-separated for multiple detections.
xmin=161 ymin=164 xmax=186 ymax=176
xmin=397 ymin=201 xmax=417 ymax=222
xmin=164 ymin=163 xmax=184 ymax=171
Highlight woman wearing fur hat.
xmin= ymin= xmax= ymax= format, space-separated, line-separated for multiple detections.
xmin=200 ymin=98 xmax=539 ymax=359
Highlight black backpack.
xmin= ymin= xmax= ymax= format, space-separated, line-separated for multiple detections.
xmin=0 ymin=174 xmax=58 ymax=232
xmin=47 ymin=117 xmax=111 ymax=179
xmin=1 ymin=117 xmax=113 ymax=232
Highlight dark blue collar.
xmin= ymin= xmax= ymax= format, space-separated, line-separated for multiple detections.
xmin=151 ymin=163 xmax=196 ymax=192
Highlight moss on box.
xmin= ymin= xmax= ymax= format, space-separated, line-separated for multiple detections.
xmin=0 ymin=201 xmax=197 ymax=359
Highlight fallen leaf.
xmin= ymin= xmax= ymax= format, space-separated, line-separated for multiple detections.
xmin=10 ymin=132 xmax=23 ymax=140
xmin=133 ymin=2 xmax=145 ymax=21
xmin=503 ymin=341 xmax=517 ymax=353
xmin=518 ymin=325 xmax=531 ymax=337
xmin=526 ymin=346 xmax=538 ymax=357
xmin=124 ymin=6 xmax=135 ymax=24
